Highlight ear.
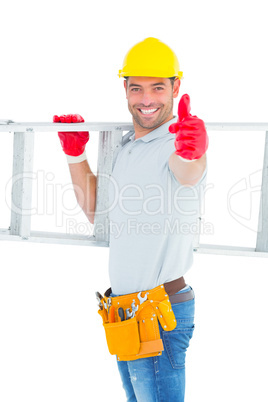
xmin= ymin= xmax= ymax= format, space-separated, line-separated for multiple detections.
xmin=173 ymin=79 xmax=181 ymax=99
xmin=124 ymin=80 xmax=128 ymax=98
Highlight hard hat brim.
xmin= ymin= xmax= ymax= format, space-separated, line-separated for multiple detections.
xmin=118 ymin=70 xmax=183 ymax=79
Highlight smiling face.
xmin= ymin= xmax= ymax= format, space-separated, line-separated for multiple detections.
xmin=124 ymin=76 xmax=180 ymax=138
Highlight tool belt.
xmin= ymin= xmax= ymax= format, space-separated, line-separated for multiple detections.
xmin=96 ymin=284 xmax=177 ymax=361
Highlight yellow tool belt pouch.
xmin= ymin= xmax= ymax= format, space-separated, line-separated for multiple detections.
xmin=96 ymin=284 xmax=177 ymax=362
xmin=103 ymin=318 xmax=140 ymax=356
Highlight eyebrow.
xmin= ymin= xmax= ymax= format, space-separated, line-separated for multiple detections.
xmin=128 ymin=82 xmax=167 ymax=88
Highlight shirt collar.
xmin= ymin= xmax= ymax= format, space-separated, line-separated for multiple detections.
xmin=129 ymin=116 xmax=178 ymax=143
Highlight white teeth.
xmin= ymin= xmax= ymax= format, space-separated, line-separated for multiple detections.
xmin=140 ymin=108 xmax=158 ymax=114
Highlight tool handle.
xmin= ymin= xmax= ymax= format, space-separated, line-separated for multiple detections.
xmin=109 ymin=306 xmax=115 ymax=323
xmin=118 ymin=307 xmax=125 ymax=322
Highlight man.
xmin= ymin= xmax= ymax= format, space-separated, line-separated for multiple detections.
xmin=54 ymin=37 xmax=208 ymax=401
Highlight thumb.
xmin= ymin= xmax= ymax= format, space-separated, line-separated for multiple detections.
xmin=178 ymin=94 xmax=191 ymax=122
xmin=168 ymin=122 xmax=180 ymax=134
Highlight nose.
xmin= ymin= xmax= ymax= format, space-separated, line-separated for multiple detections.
xmin=140 ymin=90 xmax=154 ymax=107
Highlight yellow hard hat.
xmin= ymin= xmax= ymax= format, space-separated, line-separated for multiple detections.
xmin=118 ymin=37 xmax=183 ymax=79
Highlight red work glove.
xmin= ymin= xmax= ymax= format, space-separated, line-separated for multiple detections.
xmin=53 ymin=114 xmax=89 ymax=156
xmin=169 ymin=94 xmax=208 ymax=161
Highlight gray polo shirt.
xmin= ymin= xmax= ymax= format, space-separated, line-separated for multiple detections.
xmin=108 ymin=117 xmax=207 ymax=295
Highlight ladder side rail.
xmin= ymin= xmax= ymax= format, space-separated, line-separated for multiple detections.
xmin=256 ymin=131 xmax=268 ymax=251
xmin=0 ymin=122 xmax=134 ymax=133
xmin=196 ymin=243 xmax=268 ymax=258
xmin=94 ymin=130 xmax=123 ymax=243
xmin=2 ymin=225 xmax=268 ymax=256
xmin=0 ymin=228 xmax=107 ymax=246
xmin=10 ymin=131 xmax=35 ymax=238
xmin=0 ymin=121 xmax=268 ymax=133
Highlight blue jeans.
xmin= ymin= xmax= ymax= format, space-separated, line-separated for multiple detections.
xmin=115 ymin=287 xmax=195 ymax=402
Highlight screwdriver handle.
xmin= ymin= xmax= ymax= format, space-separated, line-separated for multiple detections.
xmin=109 ymin=306 xmax=115 ymax=323
xmin=118 ymin=307 xmax=125 ymax=322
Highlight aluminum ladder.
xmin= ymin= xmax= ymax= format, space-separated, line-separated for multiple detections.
xmin=0 ymin=120 xmax=267 ymax=257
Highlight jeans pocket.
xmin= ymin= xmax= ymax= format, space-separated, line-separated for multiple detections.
xmin=163 ymin=322 xmax=195 ymax=369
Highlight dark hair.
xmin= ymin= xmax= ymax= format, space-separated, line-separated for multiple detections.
xmin=169 ymin=77 xmax=176 ymax=87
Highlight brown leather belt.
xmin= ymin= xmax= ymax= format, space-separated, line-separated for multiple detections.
xmin=169 ymin=289 xmax=195 ymax=304
xmin=164 ymin=276 xmax=186 ymax=296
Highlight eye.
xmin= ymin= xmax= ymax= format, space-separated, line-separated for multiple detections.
xmin=155 ymin=87 xmax=164 ymax=91
xmin=131 ymin=87 xmax=140 ymax=92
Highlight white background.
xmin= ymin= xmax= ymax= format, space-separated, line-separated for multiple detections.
xmin=0 ymin=0 xmax=268 ymax=401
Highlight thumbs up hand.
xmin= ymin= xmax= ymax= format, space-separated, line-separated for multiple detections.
xmin=169 ymin=94 xmax=209 ymax=161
